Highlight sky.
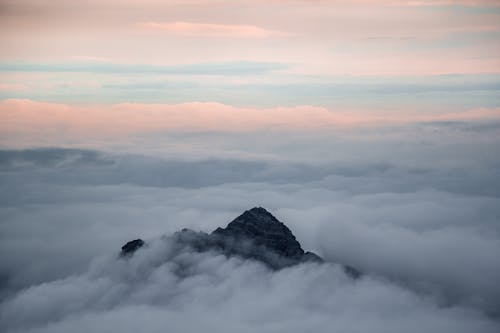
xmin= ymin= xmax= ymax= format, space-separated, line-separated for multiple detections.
xmin=1 ymin=1 xmax=500 ymax=332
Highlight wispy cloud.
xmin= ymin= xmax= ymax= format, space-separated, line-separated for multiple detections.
xmin=1 ymin=99 xmax=499 ymax=149
xmin=0 ymin=61 xmax=288 ymax=75
xmin=137 ymin=21 xmax=291 ymax=38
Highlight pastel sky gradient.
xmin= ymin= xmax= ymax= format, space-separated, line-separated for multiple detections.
xmin=0 ymin=0 xmax=499 ymax=152
xmin=2 ymin=4 xmax=500 ymax=331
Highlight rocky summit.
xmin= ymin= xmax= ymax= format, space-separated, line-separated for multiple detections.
xmin=120 ymin=207 xmax=358 ymax=276
xmin=120 ymin=239 xmax=144 ymax=256
xmin=212 ymin=207 xmax=304 ymax=257
xmin=212 ymin=207 xmax=322 ymax=263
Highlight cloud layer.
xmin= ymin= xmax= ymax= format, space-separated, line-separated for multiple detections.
xmin=1 ymin=147 xmax=499 ymax=332
xmin=1 ymin=99 xmax=499 ymax=151
xmin=2 ymin=235 xmax=498 ymax=333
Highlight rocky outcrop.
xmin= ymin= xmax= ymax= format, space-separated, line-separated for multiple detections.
xmin=120 ymin=239 xmax=144 ymax=256
xmin=120 ymin=207 xmax=358 ymax=276
xmin=212 ymin=207 xmax=306 ymax=257
xmin=210 ymin=207 xmax=322 ymax=268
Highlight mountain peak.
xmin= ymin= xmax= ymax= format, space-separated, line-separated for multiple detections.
xmin=230 ymin=207 xmax=280 ymax=226
xmin=246 ymin=206 xmax=275 ymax=217
xmin=120 ymin=207 xmax=346 ymax=272
xmin=212 ymin=207 xmax=305 ymax=258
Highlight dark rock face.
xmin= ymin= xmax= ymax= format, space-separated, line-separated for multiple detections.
xmin=120 ymin=207 xmax=358 ymax=276
xmin=213 ymin=207 xmax=306 ymax=258
xmin=206 ymin=207 xmax=322 ymax=268
xmin=120 ymin=239 xmax=144 ymax=256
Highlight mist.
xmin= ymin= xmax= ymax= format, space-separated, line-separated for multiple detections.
xmin=1 ymin=142 xmax=499 ymax=332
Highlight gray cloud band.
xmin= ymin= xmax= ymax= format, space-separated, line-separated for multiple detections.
xmin=0 ymin=148 xmax=499 ymax=332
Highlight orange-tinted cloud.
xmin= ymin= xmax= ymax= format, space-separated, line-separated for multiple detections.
xmin=2 ymin=99 xmax=499 ymax=147
xmin=138 ymin=21 xmax=290 ymax=38
xmin=0 ymin=99 xmax=352 ymax=138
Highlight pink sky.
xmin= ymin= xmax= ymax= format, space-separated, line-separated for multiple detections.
xmin=1 ymin=0 xmax=499 ymax=75
xmin=0 ymin=0 xmax=499 ymax=150
xmin=1 ymin=99 xmax=499 ymax=148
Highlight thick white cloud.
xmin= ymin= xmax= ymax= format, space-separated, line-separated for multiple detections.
xmin=1 ymin=234 xmax=498 ymax=333
xmin=1 ymin=146 xmax=499 ymax=332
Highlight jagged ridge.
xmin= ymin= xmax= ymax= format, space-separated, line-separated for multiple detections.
xmin=120 ymin=207 xmax=358 ymax=276
xmin=213 ymin=207 xmax=317 ymax=259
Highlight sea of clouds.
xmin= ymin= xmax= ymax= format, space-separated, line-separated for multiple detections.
xmin=1 ymin=119 xmax=500 ymax=332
